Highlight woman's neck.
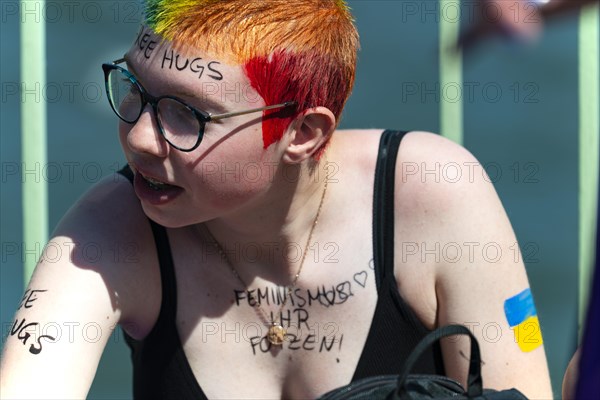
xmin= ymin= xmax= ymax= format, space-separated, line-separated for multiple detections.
xmin=197 ymin=158 xmax=331 ymax=285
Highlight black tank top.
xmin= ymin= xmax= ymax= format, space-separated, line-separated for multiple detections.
xmin=120 ymin=130 xmax=445 ymax=399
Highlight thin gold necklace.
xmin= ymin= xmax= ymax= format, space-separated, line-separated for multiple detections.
xmin=205 ymin=172 xmax=328 ymax=346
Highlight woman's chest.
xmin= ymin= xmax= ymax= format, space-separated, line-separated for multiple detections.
xmin=171 ymin=229 xmax=380 ymax=398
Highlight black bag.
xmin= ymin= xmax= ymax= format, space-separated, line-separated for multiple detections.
xmin=317 ymin=325 xmax=528 ymax=400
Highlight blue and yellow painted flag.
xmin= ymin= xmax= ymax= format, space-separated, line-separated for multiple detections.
xmin=504 ymin=288 xmax=543 ymax=352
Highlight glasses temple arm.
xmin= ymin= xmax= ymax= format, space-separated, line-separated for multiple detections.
xmin=209 ymin=101 xmax=297 ymax=121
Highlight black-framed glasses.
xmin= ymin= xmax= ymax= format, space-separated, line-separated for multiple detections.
xmin=102 ymin=58 xmax=297 ymax=152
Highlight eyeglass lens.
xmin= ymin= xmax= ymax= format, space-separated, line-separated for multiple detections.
xmin=106 ymin=68 xmax=202 ymax=151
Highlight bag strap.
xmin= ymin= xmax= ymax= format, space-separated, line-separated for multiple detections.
xmin=394 ymin=325 xmax=484 ymax=398
xmin=372 ymin=130 xmax=409 ymax=291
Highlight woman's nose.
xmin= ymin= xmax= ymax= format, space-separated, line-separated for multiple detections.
xmin=124 ymin=105 xmax=169 ymax=157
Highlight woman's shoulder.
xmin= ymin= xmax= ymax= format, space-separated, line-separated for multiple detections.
xmin=390 ymin=130 xmax=486 ymax=210
xmin=390 ymin=130 xmax=499 ymax=256
xmin=332 ymin=128 xmax=465 ymax=157
xmin=51 ymin=172 xmax=162 ymax=338
xmin=331 ymin=129 xmax=473 ymax=182
xmin=55 ymin=171 xmax=154 ymax=256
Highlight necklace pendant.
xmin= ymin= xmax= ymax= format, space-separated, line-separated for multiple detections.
xmin=267 ymin=323 xmax=286 ymax=346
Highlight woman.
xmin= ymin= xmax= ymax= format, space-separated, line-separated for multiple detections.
xmin=1 ymin=1 xmax=553 ymax=398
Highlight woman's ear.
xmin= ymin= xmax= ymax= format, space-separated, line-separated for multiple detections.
xmin=282 ymin=107 xmax=336 ymax=164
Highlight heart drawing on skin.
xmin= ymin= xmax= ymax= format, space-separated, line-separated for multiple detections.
xmin=368 ymin=259 xmax=375 ymax=270
xmin=353 ymin=271 xmax=368 ymax=288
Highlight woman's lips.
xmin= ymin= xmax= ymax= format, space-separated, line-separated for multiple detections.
xmin=132 ymin=170 xmax=184 ymax=206
xmin=144 ymin=175 xmax=170 ymax=190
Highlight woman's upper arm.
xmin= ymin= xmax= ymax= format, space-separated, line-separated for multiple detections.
xmin=0 ymin=174 xmax=157 ymax=399
xmin=398 ymin=132 xmax=553 ymax=398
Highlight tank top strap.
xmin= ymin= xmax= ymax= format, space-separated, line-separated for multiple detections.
xmin=372 ymin=130 xmax=409 ymax=291
xmin=117 ymin=165 xmax=178 ymax=322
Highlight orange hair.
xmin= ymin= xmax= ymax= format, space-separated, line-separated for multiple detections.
xmin=144 ymin=0 xmax=359 ymax=150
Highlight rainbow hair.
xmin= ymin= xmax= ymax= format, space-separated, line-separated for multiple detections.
xmin=142 ymin=0 xmax=359 ymax=152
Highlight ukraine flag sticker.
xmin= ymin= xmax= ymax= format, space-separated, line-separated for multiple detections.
xmin=504 ymin=288 xmax=543 ymax=352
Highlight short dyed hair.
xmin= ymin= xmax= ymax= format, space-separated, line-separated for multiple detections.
xmin=143 ymin=0 xmax=359 ymax=150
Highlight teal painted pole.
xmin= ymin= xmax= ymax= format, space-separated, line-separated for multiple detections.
xmin=578 ymin=2 xmax=600 ymax=336
xmin=20 ymin=0 xmax=48 ymax=286
xmin=439 ymin=0 xmax=463 ymax=144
